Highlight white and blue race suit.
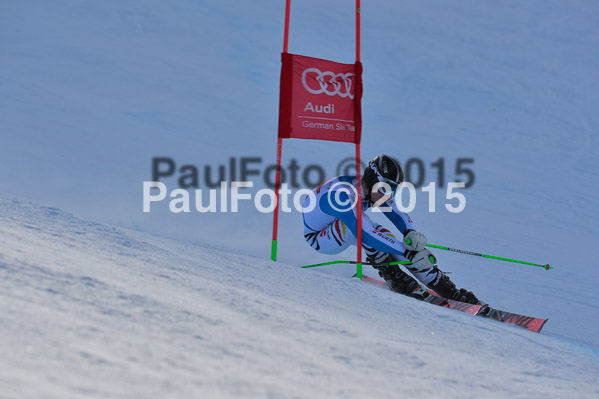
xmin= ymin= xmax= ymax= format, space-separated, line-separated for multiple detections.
xmin=302 ymin=175 xmax=438 ymax=284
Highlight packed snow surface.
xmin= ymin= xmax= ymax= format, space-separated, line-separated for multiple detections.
xmin=1 ymin=198 xmax=598 ymax=398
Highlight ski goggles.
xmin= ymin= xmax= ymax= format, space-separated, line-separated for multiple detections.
xmin=374 ymin=179 xmax=399 ymax=196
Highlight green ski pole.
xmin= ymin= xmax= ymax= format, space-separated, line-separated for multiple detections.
xmin=301 ymin=260 xmax=411 ymax=269
xmin=426 ymin=244 xmax=552 ymax=270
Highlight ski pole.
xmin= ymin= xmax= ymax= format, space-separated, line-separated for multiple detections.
xmin=426 ymin=244 xmax=552 ymax=270
xmin=301 ymin=260 xmax=411 ymax=268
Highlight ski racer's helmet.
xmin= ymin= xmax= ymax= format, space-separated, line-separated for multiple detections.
xmin=362 ymin=154 xmax=404 ymax=198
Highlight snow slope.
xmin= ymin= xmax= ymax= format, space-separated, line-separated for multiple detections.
xmin=1 ymin=197 xmax=598 ymax=399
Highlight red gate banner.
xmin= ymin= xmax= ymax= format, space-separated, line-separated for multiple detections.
xmin=278 ymin=53 xmax=363 ymax=144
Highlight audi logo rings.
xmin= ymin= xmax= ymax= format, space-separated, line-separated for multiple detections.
xmin=301 ymin=67 xmax=355 ymax=99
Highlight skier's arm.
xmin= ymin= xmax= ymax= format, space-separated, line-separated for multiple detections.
xmin=380 ymin=198 xmax=416 ymax=234
xmin=378 ymin=198 xmax=437 ymax=270
xmin=381 ymin=199 xmax=430 ymax=253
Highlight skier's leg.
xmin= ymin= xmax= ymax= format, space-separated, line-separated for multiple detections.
xmin=404 ymin=263 xmax=480 ymax=304
xmin=363 ymin=246 xmax=421 ymax=295
xmin=303 ymin=219 xmax=353 ymax=255
xmin=425 ymin=268 xmax=481 ymax=304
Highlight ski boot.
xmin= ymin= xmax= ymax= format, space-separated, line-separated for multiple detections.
xmin=427 ymin=267 xmax=480 ymax=304
xmin=368 ymin=253 xmax=421 ymax=296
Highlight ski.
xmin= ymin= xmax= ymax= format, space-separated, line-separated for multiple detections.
xmin=475 ymin=306 xmax=548 ymax=333
xmin=360 ymin=274 xmax=483 ymax=315
xmin=356 ymin=274 xmax=548 ymax=333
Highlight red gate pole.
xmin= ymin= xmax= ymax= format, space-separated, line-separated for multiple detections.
xmin=283 ymin=0 xmax=291 ymax=53
xmin=356 ymin=0 xmax=361 ymax=61
xmin=355 ymin=144 xmax=363 ymax=279
xmin=272 ymin=0 xmax=291 ymax=261
xmin=354 ymin=0 xmax=363 ymax=278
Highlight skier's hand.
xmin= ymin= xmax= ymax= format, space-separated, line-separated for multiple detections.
xmin=404 ymin=230 xmax=427 ymax=251
xmin=404 ymin=248 xmax=436 ymax=270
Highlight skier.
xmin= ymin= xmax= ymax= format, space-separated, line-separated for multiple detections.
xmin=302 ymin=154 xmax=481 ymax=304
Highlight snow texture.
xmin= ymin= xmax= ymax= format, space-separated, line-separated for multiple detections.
xmin=1 ymin=198 xmax=598 ymax=398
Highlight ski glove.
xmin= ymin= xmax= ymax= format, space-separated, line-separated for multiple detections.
xmin=404 ymin=248 xmax=436 ymax=271
xmin=403 ymin=230 xmax=427 ymax=251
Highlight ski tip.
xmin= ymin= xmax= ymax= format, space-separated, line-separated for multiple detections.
xmin=537 ymin=318 xmax=549 ymax=333
xmin=525 ymin=318 xmax=549 ymax=333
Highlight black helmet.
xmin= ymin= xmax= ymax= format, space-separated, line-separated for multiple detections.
xmin=363 ymin=154 xmax=404 ymax=197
